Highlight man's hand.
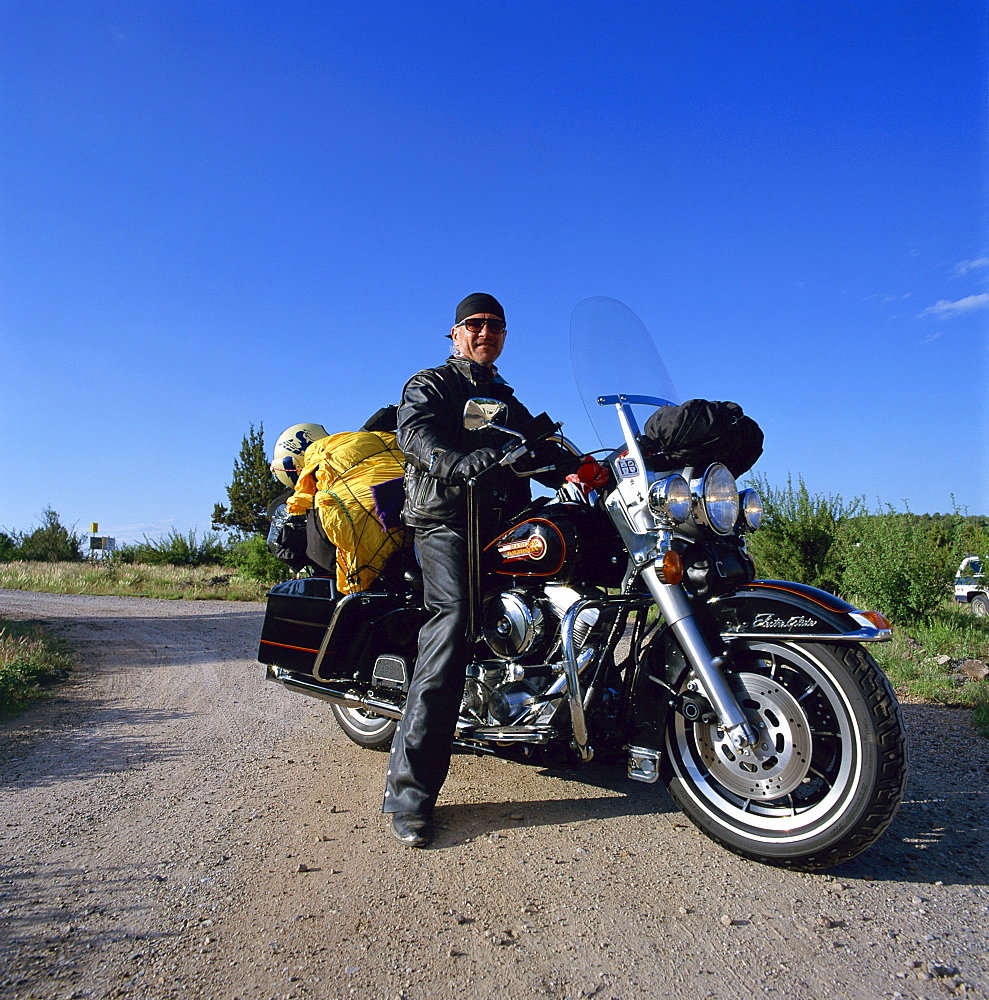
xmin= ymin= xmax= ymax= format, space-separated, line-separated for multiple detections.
xmin=453 ymin=447 xmax=504 ymax=481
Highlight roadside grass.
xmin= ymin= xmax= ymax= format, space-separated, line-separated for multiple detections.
xmin=870 ymin=600 xmax=989 ymax=736
xmin=0 ymin=618 xmax=75 ymax=718
xmin=0 ymin=560 xmax=270 ymax=602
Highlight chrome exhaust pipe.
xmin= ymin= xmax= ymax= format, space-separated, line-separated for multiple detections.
xmin=268 ymin=666 xmax=404 ymax=720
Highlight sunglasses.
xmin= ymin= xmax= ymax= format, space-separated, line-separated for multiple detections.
xmin=455 ymin=317 xmax=507 ymax=334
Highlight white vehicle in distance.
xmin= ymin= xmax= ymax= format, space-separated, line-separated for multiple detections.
xmin=954 ymin=555 xmax=988 ymax=616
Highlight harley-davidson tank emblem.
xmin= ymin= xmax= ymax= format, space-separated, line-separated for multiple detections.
xmin=497 ymin=534 xmax=548 ymax=561
xmin=752 ymin=612 xmax=819 ymax=630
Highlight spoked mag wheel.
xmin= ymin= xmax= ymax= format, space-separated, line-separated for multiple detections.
xmin=662 ymin=641 xmax=907 ymax=870
xmin=330 ymin=703 xmax=397 ymax=750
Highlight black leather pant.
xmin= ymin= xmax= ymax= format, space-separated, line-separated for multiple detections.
xmin=382 ymin=523 xmax=470 ymax=816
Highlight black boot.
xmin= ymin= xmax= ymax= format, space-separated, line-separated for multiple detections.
xmin=390 ymin=811 xmax=434 ymax=848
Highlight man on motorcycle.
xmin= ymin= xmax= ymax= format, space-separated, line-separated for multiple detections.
xmin=382 ymin=292 xmax=575 ymax=846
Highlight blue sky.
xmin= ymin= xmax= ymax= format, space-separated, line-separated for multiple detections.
xmin=1 ymin=1 xmax=986 ymax=545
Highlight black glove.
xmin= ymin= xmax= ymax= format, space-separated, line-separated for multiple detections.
xmin=452 ymin=447 xmax=503 ymax=481
xmin=428 ymin=446 xmax=504 ymax=482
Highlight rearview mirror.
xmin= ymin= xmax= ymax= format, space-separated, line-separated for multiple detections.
xmin=463 ymin=398 xmax=507 ymax=431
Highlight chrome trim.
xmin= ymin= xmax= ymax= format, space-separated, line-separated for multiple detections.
xmin=596 ymin=393 xmax=676 ymax=409
xmin=713 ymin=600 xmax=894 ymax=643
xmin=627 ymin=746 xmax=662 ymax=784
xmin=640 ymin=564 xmax=760 ymax=751
xmin=268 ymin=666 xmax=404 ymax=718
xmin=648 ymin=475 xmax=690 ymax=525
xmin=604 ymin=491 xmax=668 ymax=567
xmin=463 ymin=397 xmax=508 ymax=430
xmin=546 ymin=432 xmax=584 ymax=457
xmin=689 ymin=464 xmax=738 ymax=536
xmin=739 ymin=488 xmax=764 ymax=531
xmin=312 ymin=592 xmax=372 ymax=681
xmin=562 ymin=602 xmax=600 ymax=761
xmin=455 ymin=724 xmax=557 ymax=743
xmin=268 ymin=666 xmax=568 ymax=747
xmin=723 ymin=627 xmax=892 ymax=643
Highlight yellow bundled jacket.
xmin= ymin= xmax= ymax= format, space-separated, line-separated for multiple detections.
xmin=285 ymin=431 xmax=407 ymax=594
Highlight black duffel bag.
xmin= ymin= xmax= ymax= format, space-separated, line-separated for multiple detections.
xmin=642 ymin=399 xmax=764 ymax=477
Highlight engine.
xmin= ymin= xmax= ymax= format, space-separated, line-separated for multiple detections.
xmin=462 ymin=585 xmax=602 ymax=726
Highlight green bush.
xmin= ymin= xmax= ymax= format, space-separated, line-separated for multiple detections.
xmin=113 ymin=529 xmax=227 ymax=566
xmin=16 ymin=508 xmax=83 ymax=562
xmin=953 ymin=517 xmax=989 ymax=564
xmin=839 ymin=509 xmax=956 ymax=622
xmin=223 ymin=533 xmax=290 ymax=586
xmin=744 ymin=475 xmax=862 ymax=593
xmin=743 ymin=480 xmax=989 ymax=627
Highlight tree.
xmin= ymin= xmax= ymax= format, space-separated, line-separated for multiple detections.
xmin=0 ymin=531 xmax=19 ymax=562
xmin=17 ymin=508 xmax=84 ymax=562
xmin=212 ymin=424 xmax=284 ymax=536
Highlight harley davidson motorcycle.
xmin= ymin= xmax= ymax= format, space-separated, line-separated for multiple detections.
xmin=259 ymin=297 xmax=907 ymax=870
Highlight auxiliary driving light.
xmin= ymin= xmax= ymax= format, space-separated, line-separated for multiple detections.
xmin=648 ymin=475 xmax=691 ymax=525
xmin=739 ymin=488 xmax=764 ymax=530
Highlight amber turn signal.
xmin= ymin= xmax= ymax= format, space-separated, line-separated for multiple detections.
xmin=859 ymin=610 xmax=892 ymax=630
xmin=661 ymin=550 xmax=684 ymax=585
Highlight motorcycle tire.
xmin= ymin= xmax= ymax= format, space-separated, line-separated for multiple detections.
xmin=330 ymin=704 xmax=397 ymax=751
xmin=661 ymin=639 xmax=907 ymax=871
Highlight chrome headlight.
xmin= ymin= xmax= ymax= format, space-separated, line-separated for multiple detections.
xmin=739 ymin=488 xmax=763 ymax=530
xmin=648 ymin=475 xmax=691 ymax=525
xmin=690 ymin=464 xmax=739 ymax=535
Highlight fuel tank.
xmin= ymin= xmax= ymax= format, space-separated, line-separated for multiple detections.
xmin=484 ymin=502 xmax=626 ymax=588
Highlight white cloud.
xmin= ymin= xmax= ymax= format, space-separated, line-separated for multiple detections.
xmin=954 ymin=256 xmax=989 ymax=276
xmin=919 ymin=293 xmax=989 ymax=318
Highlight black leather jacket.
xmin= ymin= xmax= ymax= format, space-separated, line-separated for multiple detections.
xmin=398 ymin=357 xmax=571 ymax=532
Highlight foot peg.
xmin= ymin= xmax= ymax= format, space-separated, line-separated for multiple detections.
xmin=626 ymin=746 xmax=661 ymax=784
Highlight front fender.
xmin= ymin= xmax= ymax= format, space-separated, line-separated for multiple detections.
xmin=625 ymin=580 xmax=891 ymax=756
xmin=708 ymin=579 xmax=892 ymax=643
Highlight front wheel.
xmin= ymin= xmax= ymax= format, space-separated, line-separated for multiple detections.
xmin=330 ymin=703 xmax=397 ymax=750
xmin=970 ymin=594 xmax=989 ymax=617
xmin=662 ymin=640 xmax=906 ymax=870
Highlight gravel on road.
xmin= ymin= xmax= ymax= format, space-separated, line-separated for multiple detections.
xmin=1 ymin=589 xmax=987 ymax=1000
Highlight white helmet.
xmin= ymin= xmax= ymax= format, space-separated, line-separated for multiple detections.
xmin=271 ymin=423 xmax=329 ymax=487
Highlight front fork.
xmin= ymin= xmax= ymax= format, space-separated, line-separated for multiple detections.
xmin=639 ymin=564 xmax=760 ymax=752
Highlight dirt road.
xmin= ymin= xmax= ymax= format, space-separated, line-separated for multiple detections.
xmin=1 ymin=589 xmax=987 ymax=1000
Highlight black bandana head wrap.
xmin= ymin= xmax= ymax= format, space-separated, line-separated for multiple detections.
xmin=454 ymin=292 xmax=505 ymax=325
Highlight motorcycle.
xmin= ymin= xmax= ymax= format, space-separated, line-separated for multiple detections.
xmin=258 ymin=297 xmax=907 ymax=870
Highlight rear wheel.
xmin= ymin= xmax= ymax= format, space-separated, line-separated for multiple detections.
xmin=971 ymin=594 xmax=989 ymax=617
xmin=661 ymin=640 xmax=906 ymax=870
xmin=330 ymin=703 xmax=397 ymax=750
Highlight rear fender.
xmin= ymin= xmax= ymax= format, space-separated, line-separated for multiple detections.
xmin=708 ymin=580 xmax=892 ymax=643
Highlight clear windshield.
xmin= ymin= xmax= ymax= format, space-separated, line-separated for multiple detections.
xmin=569 ymin=297 xmax=680 ymax=448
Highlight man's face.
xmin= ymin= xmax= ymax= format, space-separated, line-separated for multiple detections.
xmin=451 ymin=313 xmax=507 ymax=367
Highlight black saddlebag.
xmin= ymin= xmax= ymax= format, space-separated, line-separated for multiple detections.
xmin=258 ymin=577 xmax=338 ymax=675
xmin=258 ymin=576 xmax=428 ymax=685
